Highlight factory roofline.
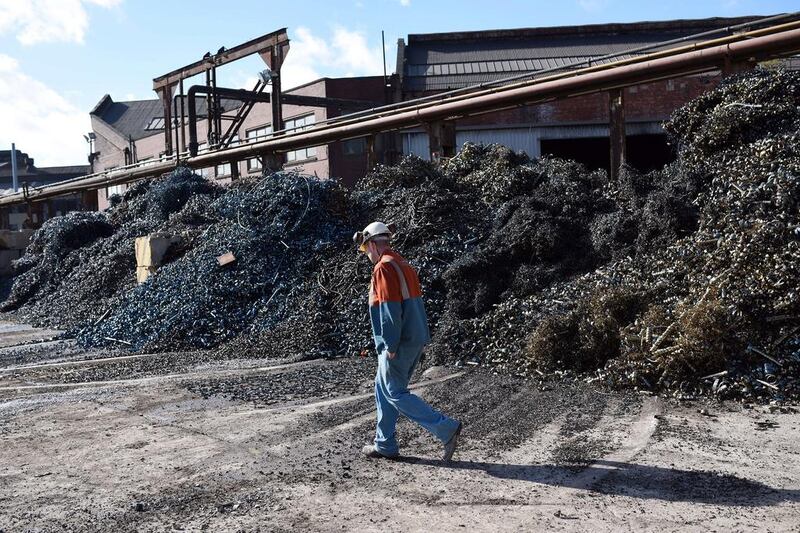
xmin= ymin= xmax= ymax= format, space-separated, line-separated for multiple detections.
xmin=407 ymin=16 xmax=764 ymax=42
xmin=400 ymin=15 xmax=768 ymax=93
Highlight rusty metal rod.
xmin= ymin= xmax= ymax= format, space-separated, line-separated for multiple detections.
xmin=4 ymin=24 xmax=800 ymax=207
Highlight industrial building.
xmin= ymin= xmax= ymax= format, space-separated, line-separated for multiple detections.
xmin=0 ymin=149 xmax=90 ymax=229
xmin=90 ymin=75 xmax=387 ymax=209
xmin=87 ymin=16 xmax=769 ymax=211
xmin=394 ymin=16 xmax=762 ymax=173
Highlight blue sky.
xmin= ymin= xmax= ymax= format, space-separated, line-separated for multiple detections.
xmin=1 ymin=0 xmax=797 ymax=165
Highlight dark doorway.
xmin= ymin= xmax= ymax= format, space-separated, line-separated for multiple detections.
xmin=540 ymin=134 xmax=674 ymax=174
xmin=540 ymin=137 xmax=608 ymax=172
xmin=626 ymin=134 xmax=675 ymax=173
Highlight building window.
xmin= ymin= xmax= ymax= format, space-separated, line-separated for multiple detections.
xmin=343 ymin=137 xmax=367 ymax=156
xmin=145 ymin=117 xmax=182 ymax=130
xmin=215 ymin=162 xmax=231 ymax=177
xmin=146 ymin=117 xmax=165 ymax=130
xmin=107 ymin=184 xmax=125 ymax=197
xmin=246 ymin=125 xmax=272 ymax=171
xmin=285 ymin=114 xmax=317 ymax=162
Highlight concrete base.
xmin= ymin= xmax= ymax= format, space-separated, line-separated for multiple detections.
xmin=135 ymin=266 xmax=157 ymax=284
xmin=134 ymin=234 xmax=181 ymax=284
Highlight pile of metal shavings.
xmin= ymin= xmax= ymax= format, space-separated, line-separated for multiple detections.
xmin=520 ymin=69 xmax=800 ymax=402
xmin=3 ymin=69 xmax=799 ymax=402
xmin=1 ymin=168 xmax=223 ymax=328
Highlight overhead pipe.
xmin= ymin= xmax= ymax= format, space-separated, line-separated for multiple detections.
xmin=266 ymin=15 xmax=800 ymax=130
xmin=4 ymin=24 xmax=800 ymax=207
xmin=188 ymin=26 xmax=800 ymax=163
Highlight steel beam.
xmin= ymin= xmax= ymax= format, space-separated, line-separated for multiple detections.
xmin=152 ymin=29 xmax=289 ymax=91
xmin=159 ymin=88 xmax=173 ymax=156
xmin=187 ymin=86 xmax=273 ymax=156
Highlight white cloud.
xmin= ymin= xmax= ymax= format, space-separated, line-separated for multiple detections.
xmin=0 ymin=0 xmax=122 ymax=45
xmin=0 ymin=53 xmax=89 ymax=166
xmin=400 ymin=0 xmax=410 ymax=6
xmin=280 ymin=26 xmax=385 ymax=89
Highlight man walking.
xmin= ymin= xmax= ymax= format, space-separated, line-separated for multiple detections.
xmin=353 ymin=221 xmax=462 ymax=461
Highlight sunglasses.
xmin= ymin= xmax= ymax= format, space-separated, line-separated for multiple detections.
xmin=353 ymin=231 xmax=369 ymax=253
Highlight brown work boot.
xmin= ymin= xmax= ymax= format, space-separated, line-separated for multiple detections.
xmin=362 ymin=444 xmax=399 ymax=460
xmin=442 ymin=422 xmax=462 ymax=462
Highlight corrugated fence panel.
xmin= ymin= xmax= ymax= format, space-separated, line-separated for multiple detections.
xmin=402 ymin=132 xmax=430 ymax=160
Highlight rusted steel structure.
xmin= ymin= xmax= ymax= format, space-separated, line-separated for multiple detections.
xmin=184 ymin=85 xmax=376 ymax=157
xmin=4 ymin=20 xmax=800 ymax=207
xmin=151 ymin=28 xmax=290 ymax=159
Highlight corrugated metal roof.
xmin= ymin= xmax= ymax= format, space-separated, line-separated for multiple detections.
xmin=38 ymin=165 xmax=90 ymax=177
xmin=93 ymin=97 xmax=243 ymax=141
xmin=402 ymin=17 xmax=764 ymax=92
xmin=405 ymin=54 xmax=638 ymax=92
xmin=404 ymin=32 xmax=680 ymax=65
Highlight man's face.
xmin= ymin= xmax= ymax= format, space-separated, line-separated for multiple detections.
xmin=364 ymin=240 xmax=381 ymax=264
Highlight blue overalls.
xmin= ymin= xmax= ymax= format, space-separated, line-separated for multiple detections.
xmin=369 ymin=250 xmax=460 ymax=456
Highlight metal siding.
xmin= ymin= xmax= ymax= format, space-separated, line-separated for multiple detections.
xmin=456 ymin=129 xmax=540 ymax=158
xmin=402 ymin=132 xmax=430 ymax=160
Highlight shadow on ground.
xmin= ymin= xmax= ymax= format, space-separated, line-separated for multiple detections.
xmin=403 ymin=457 xmax=800 ymax=507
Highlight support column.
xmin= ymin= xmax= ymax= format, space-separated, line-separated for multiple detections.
xmin=263 ymin=153 xmax=283 ymax=173
xmin=81 ymin=189 xmax=98 ymax=211
xmin=259 ymin=43 xmax=288 ymax=173
xmin=426 ymin=120 xmax=456 ymax=161
xmin=205 ymin=68 xmax=213 ymax=146
xmin=270 ymin=46 xmax=284 ymax=134
xmin=159 ymin=87 xmax=174 ymax=156
xmin=722 ymin=56 xmax=757 ymax=76
xmin=366 ymin=135 xmax=378 ymax=171
xmin=609 ymin=88 xmax=626 ymax=180
xmin=179 ymin=79 xmax=186 ymax=154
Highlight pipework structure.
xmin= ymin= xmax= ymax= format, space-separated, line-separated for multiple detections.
xmin=3 ymin=15 xmax=800 ymax=209
xmin=152 ymin=28 xmax=290 ymax=159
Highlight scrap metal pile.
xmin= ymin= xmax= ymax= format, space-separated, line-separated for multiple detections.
xmin=3 ymin=69 xmax=798 ymax=401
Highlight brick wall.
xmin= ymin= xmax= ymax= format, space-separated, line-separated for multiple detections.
xmin=452 ymin=74 xmax=720 ymax=128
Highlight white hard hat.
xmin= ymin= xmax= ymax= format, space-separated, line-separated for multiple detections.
xmin=353 ymin=221 xmax=396 ymax=251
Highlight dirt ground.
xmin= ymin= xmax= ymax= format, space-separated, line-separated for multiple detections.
xmin=0 ymin=321 xmax=798 ymax=532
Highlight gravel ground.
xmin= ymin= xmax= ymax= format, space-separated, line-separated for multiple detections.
xmin=1 ymin=322 xmax=799 ymax=531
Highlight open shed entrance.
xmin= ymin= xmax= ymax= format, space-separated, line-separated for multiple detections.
xmin=540 ymin=134 xmax=674 ymax=174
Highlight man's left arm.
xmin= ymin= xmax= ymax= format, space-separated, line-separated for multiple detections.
xmin=373 ymin=267 xmax=403 ymax=359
